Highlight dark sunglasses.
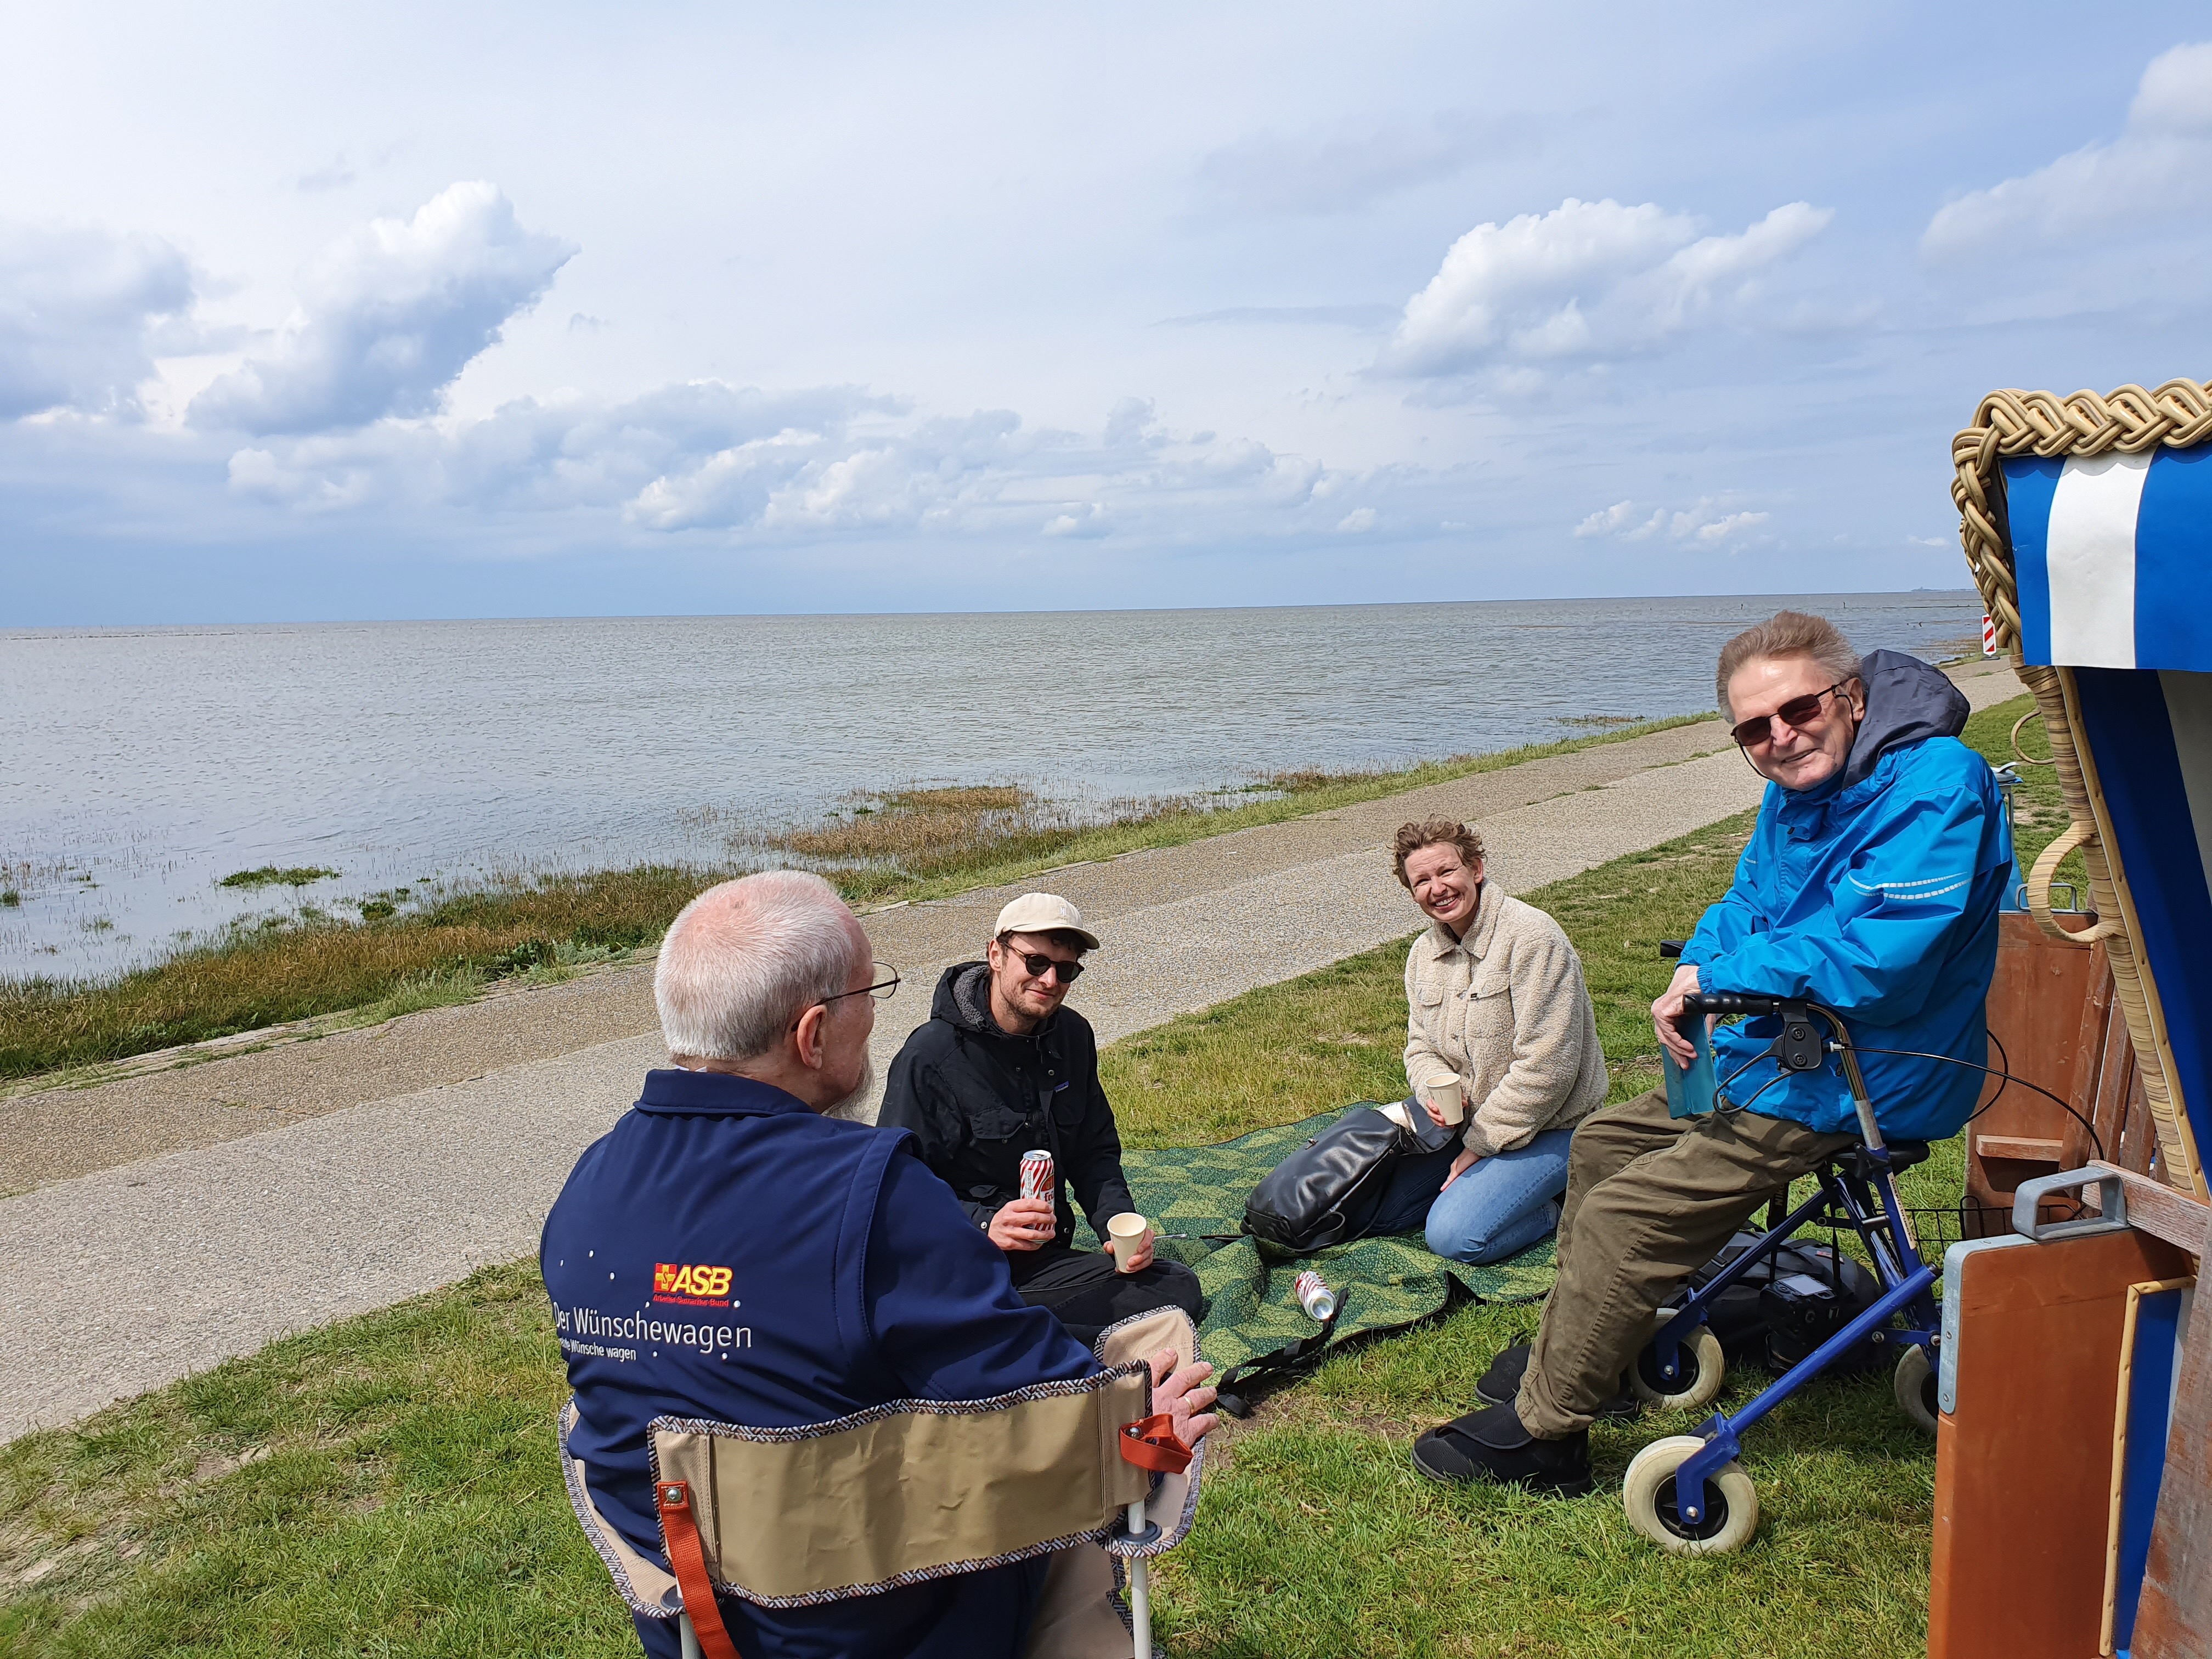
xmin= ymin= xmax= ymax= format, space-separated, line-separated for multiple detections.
xmin=1004 ymin=947 xmax=1084 ymax=984
xmin=1730 ymin=682 xmax=1851 ymax=748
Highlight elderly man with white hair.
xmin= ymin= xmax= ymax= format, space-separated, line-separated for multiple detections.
xmin=541 ymin=871 xmax=1217 ymax=1659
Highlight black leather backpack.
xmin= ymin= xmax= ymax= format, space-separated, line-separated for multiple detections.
xmin=1242 ymin=1104 xmax=1453 ymax=1253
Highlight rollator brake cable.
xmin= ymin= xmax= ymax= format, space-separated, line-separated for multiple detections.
xmin=1689 ymin=1014 xmax=2104 ymax=1164
xmin=1843 ymin=1045 xmax=2106 ymax=1165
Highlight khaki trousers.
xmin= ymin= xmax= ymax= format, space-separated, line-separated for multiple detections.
xmin=1514 ymin=1089 xmax=1854 ymax=1438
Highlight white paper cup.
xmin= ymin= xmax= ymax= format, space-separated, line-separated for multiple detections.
xmin=1107 ymin=1212 xmax=1148 ymax=1273
xmin=1427 ymin=1078 xmax=1466 ymax=1125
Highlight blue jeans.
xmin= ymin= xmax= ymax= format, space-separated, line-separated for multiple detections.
xmin=1368 ymin=1113 xmax=1576 ymax=1265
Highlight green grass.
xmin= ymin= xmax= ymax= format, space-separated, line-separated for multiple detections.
xmin=0 ymin=715 xmax=1712 ymax=1085
xmin=216 ymin=867 xmax=339 ymax=890
xmin=0 ymin=695 xmax=2040 ymax=1655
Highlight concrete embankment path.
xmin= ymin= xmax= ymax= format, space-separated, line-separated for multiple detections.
xmin=1 ymin=663 xmax=2021 ymax=1442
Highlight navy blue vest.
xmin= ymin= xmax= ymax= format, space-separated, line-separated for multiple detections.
xmin=543 ymin=1068 xmax=1096 ymax=1659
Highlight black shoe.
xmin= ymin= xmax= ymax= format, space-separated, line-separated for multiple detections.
xmin=1410 ymin=1402 xmax=1592 ymax=1496
xmin=1473 ymin=1342 xmax=1639 ymax=1421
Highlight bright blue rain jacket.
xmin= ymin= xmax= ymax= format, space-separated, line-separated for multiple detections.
xmin=1681 ymin=652 xmax=2012 ymax=1143
xmin=543 ymin=1069 xmax=1101 ymax=1659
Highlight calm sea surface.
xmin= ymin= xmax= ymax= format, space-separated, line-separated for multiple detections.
xmin=1 ymin=593 xmax=1984 ymax=979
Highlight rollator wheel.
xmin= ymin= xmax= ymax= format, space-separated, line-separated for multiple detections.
xmin=1622 ymin=1435 xmax=1760 ymax=1556
xmin=1629 ymin=1312 xmax=1726 ymax=1412
xmin=1893 ymin=1344 xmax=1938 ymax=1436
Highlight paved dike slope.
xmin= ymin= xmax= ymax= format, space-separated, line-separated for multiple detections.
xmin=0 ymin=663 xmax=2018 ymax=1441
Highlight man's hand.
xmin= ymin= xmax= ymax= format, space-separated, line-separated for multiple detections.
xmin=1115 ymin=1225 xmax=1156 ymax=1274
xmin=1437 ymin=1144 xmax=1481 ymax=1191
xmin=988 ymin=1197 xmax=1056 ymax=1252
xmin=1652 ymin=962 xmax=1704 ymax=1065
xmin=1149 ymin=1349 xmax=1219 ymax=1446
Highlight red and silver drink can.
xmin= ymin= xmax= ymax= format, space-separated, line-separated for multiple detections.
xmin=1293 ymin=1270 xmax=1336 ymax=1322
xmin=1019 ymin=1149 xmax=1054 ymax=1201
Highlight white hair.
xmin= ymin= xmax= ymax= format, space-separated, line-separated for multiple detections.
xmin=654 ymin=871 xmax=863 ymax=1060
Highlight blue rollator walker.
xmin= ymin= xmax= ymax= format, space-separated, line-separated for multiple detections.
xmin=1620 ymin=989 xmax=1943 ymax=1555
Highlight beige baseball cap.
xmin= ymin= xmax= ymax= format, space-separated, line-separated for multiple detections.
xmin=994 ymin=892 xmax=1101 ymax=951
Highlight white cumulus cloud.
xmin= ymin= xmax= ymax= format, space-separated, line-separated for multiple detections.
xmin=1573 ymin=500 xmax=1637 ymax=538
xmin=1925 ymin=42 xmax=2212 ymax=259
xmin=1043 ymin=503 xmax=1108 ymax=538
xmin=1571 ymin=496 xmax=1768 ymax=545
xmin=0 ymin=225 xmax=197 ymax=420
xmin=1380 ymin=196 xmax=1833 ymax=377
xmin=193 ymin=182 xmax=575 ymax=435
xmin=223 ymin=381 xmax=1354 ymax=548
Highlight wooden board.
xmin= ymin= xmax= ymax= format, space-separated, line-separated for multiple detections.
xmin=2086 ymin=1161 xmax=2212 ymax=1253
xmin=1929 ymin=1226 xmax=2193 ymax=1658
xmin=1971 ymin=913 xmax=2110 ymax=1232
xmin=2131 ymin=1210 xmax=2212 ymax=1658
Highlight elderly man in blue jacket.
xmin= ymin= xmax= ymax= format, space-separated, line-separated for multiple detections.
xmin=1413 ymin=609 xmax=2010 ymax=1492
xmin=543 ymin=870 xmax=1217 ymax=1658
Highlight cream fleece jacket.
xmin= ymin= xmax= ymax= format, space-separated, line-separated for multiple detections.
xmin=1402 ymin=886 xmax=1608 ymax=1158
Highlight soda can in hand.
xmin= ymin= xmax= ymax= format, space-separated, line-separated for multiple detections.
xmin=1294 ymin=1270 xmax=1336 ymax=1322
xmin=1019 ymin=1149 xmax=1054 ymax=1201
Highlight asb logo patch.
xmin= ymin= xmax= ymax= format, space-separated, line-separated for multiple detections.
xmin=653 ymin=1262 xmax=734 ymax=1307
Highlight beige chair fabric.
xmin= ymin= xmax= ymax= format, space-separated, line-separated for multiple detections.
xmin=650 ymin=1367 xmax=1155 ymax=1605
xmin=1090 ymin=1307 xmax=1203 ymax=1561
xmin=559 ymin=1306 xmax=1206 ymax=1651
xmin=559 ymin=1400 xmax=682 ymax=1618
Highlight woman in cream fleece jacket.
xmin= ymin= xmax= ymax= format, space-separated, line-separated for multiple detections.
xmin=1366 ymin=816 xmax=1608 ymax=1263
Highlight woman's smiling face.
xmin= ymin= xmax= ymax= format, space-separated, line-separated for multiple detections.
xmin=1404 ymin=842 xmax=1481 ymax=934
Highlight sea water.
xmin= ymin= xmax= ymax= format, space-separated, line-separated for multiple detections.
xmin=0 ymin=592 xmax=1983 ymax=979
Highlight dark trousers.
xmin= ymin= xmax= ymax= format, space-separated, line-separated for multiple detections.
xmin=629 ymin=1557 xmax=1046 ymax=1658
xmin=1008 ymin=1246 xmax=1206 ymax=1347
xmin=1515 ymin=1088 xmax=1853 ymax=1437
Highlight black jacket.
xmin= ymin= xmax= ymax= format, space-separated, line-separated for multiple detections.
xmin=879 ymin=963 xmax=1136 ymax=1244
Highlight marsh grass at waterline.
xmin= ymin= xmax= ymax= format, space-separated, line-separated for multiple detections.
xmin=0 ymin=718 xmax=1715 ymax=1084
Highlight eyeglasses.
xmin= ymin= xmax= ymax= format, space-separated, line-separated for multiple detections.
xmin=817 ymin=962 xmax=901 ymax=1007
xmin=1730 ymin=682 xmax=1851 ymax=748
xmin=1003 ymin=948 xmax=1084 ymax=984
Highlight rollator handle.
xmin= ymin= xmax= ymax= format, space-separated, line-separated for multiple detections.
xmin=1681 ymin=994 xmax=1831 ymax=1073
xmin=1681 ymin=990 xmax=1781 ymax=1017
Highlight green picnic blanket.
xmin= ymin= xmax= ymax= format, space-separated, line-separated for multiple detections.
xmin=1070 ymin=1107 xmax=1559 ymax=1378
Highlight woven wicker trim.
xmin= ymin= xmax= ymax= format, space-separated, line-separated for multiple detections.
xmin=1949 ymin=377 xmax=2212 ymax=1200
xmin=1951 ymin=379 xmax=2212 ymax=651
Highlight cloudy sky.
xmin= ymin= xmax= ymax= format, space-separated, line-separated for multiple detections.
xmin=4 ymin=4 xmax=2208 ymax=623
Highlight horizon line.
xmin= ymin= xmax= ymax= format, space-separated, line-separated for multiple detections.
xmin=2 ymin=586 xmax=1983 ymax=635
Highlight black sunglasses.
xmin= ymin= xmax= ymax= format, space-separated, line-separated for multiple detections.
xmin=1730 ymin=682 xmax=1852 ymax=748
xmin=1002 ymin=946 xmax=1084 ymax=984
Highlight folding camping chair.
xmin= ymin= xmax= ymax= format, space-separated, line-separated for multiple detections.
xmin=560 ymin=1307 xmax=1205 ymax=1659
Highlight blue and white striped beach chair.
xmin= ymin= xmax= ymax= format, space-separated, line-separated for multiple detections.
xmin=1955 ymin=379 xmax=2212 ymax=1201
xmin=1948 ymin=380 xmax=2212 ymax=1656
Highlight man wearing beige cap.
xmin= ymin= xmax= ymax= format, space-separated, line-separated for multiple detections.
xmin=881 ymin=893 xmax=1205 ymax=1344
